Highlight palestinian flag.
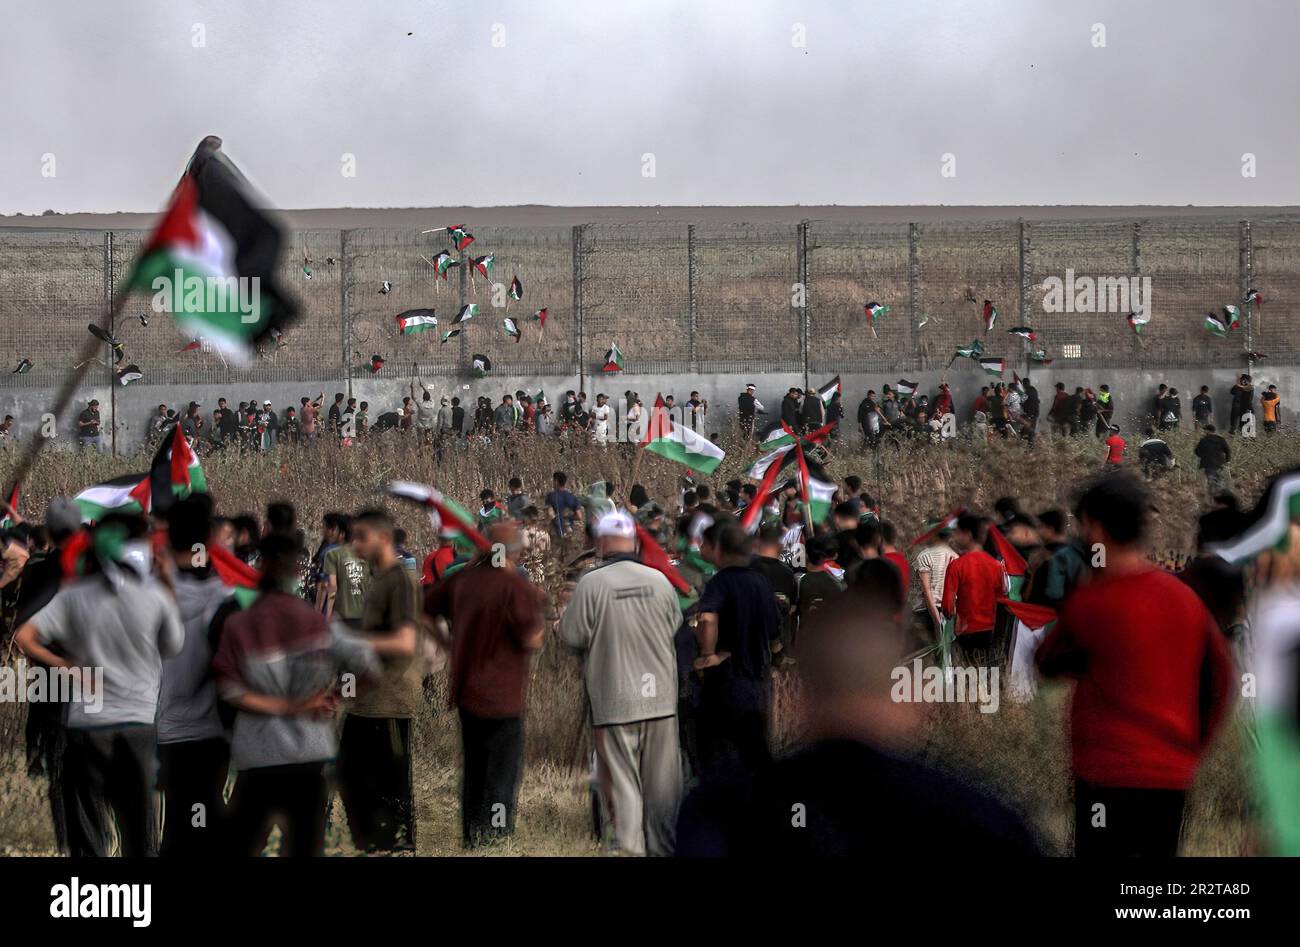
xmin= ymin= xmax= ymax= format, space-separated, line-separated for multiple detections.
xmin=370 ymin=354 xmax=385 ymax=373
xmin=1208 ymin=470 xmax=1300 ymax=565
xmin=178 ymin=340 xmax=202 ymax=353
xmin=746 ymin=421 xmax=835 ymax=480
xmin=122 ymin=138 xmax=299 ymax=361
xmin=756 ymin=419 xmax=796 ymax=450
xmin=0 ymin=482 xmax=19 ymax=529
xmin=817 ymin=375 xmax=841 ymax=406
xmin=895 ymin=379 xmax=918 ymax=396
xmin=978 ymin=357 xmax=1005 ymax=376
xmin=470 ymin=254 xmax=494 ymax=279
xmin=997 ymin=597 xmax=1057 ymax=630
xmin=440 ymin=329 xmax=461 ymax=344
xmin=909 ymin=509 xmax=965 ymax=548
xmin=603 ymin=343 xmax=625 ymax=373
xmin=433 ymin=251 xmax=459 ymax=279
xmin=865 ymin=301 xmax=889 ymax=336
xmin=982 ymin=300 xmax=998 ymax=331
xmin=642 ymin=395 xmax=725 ymax=474
xmin=1254 ymin=586 xmax=1300 ymax=853
xmin=379 ymin=281 xmax=392 ymax=295
xmin=451 ymin=303 xmax=477 ymax=324
xmin=116 ymin=364 xmax=144 ymax=385
xmin=396 ymin=309 xmax=438 ymax=334
xmin=633 ymin=522 xmax=692 ymax=597
xmin=1205 ymin=314 xmax=1228 ymax=337
xmin=149 ymin=424 xmax=208 ymax=515
xmin=1028 ymin=350 xmax=1053 ymax=364
xmin=74 ymin=473 xmax=151 ymax=523
xmin=13 ymin=357 xmax=32 ymax=374
xmin=509 ymin=275 xmax=523 ymax=300
xmin=1007 ymin=326 xmax=1036 ymax=341
xmin=208 ymin=542 xmax=261 ymax=608
xmin=988 ymin=524 xmax=1027 ymax=576
xmin=1245 ymin=289 xmax=1263 ymax=306
xmin=503 ymin=318 xmax=521 ymax=342
xmin=1127 ymin=312 xmax=1148 ymax=335
xmin=387 ymin=481 xmax=493 ymax=553
xmin=471 ymin=354 xmax=492 ymax=377
xmin=740 ymin=454 xmax=785 ymax=534
xmin=446 ymin=226 xmax=474 ymax=251
xmin=531 ymin=308 xmax=548 ymax=328
xmin=948 ymin=340 xmax=984 ymax=366
xmin=535 ymin=389 xmax=546 ymax=405
xmin=795 ymin=442 xmax=835 ymax=524
xmin=1224 ymin=305 xmax=1242 ymax=331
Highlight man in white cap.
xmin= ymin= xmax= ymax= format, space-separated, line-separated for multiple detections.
xmin=560 ymin=510 xmax=683 ymax=855
xmin=737 ymin=384 xmax=761 ymax=440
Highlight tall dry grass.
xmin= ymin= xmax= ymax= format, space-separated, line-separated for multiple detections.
xmin=0 ymin=425 xmax=1287 ymax=854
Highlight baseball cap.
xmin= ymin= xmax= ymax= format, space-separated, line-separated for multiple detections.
xmin=595 ymin=510 xmax=636 ymax=539
xmin=263 ymin=399 xmax=272 ymax=406
xmin=46 ymin=497 xmax=82 ymax=535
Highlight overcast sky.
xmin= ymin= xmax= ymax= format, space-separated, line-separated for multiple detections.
xmin=1 ymin=0 xmax=1296 ymax=213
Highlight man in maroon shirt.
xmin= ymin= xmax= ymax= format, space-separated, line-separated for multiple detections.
xmin=1037 ymin=472 xmax=1235 ymax=857
xmin=941 ymin=514 xmax=1006 ymax=666
xmin=424 ymin=521 xmax=544 ymax=847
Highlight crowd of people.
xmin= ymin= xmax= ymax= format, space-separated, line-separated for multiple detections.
xmin=0 ymin=414 xmax=1256 ymax=855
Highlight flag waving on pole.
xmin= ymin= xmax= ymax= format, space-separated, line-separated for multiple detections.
xmin=641 ymin=395 xmax=725 ymax=474
xmin=150 ymin=424 xmax=208 ymax=515
xmin=122 ymin=137 xmax=300 ymax=362
xmin=387 ymin=481 xmax=494 ymax=553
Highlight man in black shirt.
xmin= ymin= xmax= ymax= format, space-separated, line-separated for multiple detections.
xmin=749 ymin=526 xmax=797 ymax=658
xmin=76 ymin=399 xmax=103 ymax=452
xmin=327 ymin=392 xmax=346 ymax=439
xmin=694 ymin=521 xmax=781 ymax=781
xmin=1195 ymin=425 xmax=1232 ymax=492
xmin=1191 ymin=386 xmax=1213 ymax=427
xmin=737 ymin=384 xmax=759 ymax=439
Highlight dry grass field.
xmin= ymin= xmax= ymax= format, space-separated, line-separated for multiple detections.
xmin=1 ymin=425 xmax=1292 ymax=856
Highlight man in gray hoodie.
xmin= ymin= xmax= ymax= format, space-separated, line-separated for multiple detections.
xmin=560 ymin=511 xmax=684 ymax=856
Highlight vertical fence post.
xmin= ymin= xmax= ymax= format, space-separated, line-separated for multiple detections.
xmin=458 ymin=234 xmax=468 ymax=369
xmin=573 ymin=224 xmax=585 ymax=393
xmin=1131 ymin=220 xmax=1142 ymax=367
xmin=105 ymin=231 xmax=117 ymax=456
xmin=798 ymin=220 xmax=809 ymax=388
xmin=908 ymin=222 xmax=921 ymax=371
xmin=1240 ymin=219 xmax=1253 ymax=356
xmin=687 ymin=224 xmax=698 ymax=372
xmin=1018 ymin=220 xmax=1032 ymax=376
xmin=340 ymin=229 xmax=352 ymax=398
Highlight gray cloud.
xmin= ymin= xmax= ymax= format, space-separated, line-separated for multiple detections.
xmin=1 ymin=0 xmax=1296 ymax=213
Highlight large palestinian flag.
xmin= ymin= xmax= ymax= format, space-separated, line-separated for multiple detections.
xmin=74 ymin=474 xmax=151 ymax=523
xmin=642 ymin=395 xmax=725 ymax=474
xmin=123 ymin=138 xmax=299 ymax=360
xmin=150 ymin=425 xmax=208 ymax=515
xmin=795 ymin=441 xmax=835 ymax=524
xmin=0 ymin=481 xmax=19 ymax=529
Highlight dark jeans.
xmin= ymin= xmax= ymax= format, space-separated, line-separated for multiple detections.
xmin=63 ymin=725 xmax=159 ymax=857
xmin=229 ymin=762 xmax=329 ymax=856
xmin=337 ymin=715 xmax=414 ymax=852
xmin=158 ymin=737 xmax=230 ymax=857
xmin=458 ymin=708 xmax=523 ymax=847
xmin=1073 ymin=781 xmax=1186 ymax=857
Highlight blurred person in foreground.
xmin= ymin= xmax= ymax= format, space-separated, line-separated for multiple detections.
xmin=675 ymin=567 xmax=1038 ymax=856
xmin=1036 ymin=471 xmax=1235 ymax=857
xmin=560 ymin=511 xmax=683 ymax=855
xmin=426 ymin=519 xmax=544 ymax=848
xmin=15 ymin=513 xmax=184 ymax=856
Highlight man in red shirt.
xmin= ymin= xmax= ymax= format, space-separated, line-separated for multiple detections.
xmin=424 ymin=521 xmax=544 ymax=847
xmin=1103 ymin=424 xmax=1126 ymax=469
xmin=941 ymin=514 xmax=1006 ymax=666
xmin=1037 ymin=472 xmax=1235 ymax=857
